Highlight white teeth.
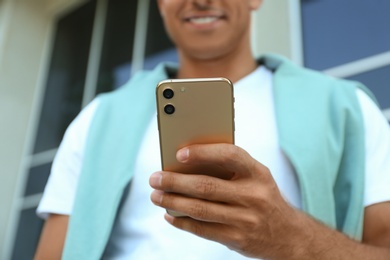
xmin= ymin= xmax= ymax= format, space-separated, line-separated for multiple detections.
xmin=189 ymin=17 xmax=218 ymax=24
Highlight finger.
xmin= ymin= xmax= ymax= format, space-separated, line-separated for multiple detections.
xmin=151 ymin=190 xmax=244 ymax=224
xmin=177 ymin=144 xmax=267 ymax=179
xmin=150 ymin=171 xmax=240 ymax=203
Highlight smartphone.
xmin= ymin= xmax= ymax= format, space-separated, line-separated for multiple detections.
xmin=156 ymin=78 xmax=235 ymax=216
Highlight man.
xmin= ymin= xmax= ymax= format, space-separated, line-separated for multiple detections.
xmin=35 ymin=0 xmax=390 ymax=259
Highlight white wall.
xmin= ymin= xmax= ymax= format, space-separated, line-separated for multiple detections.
xmin=0 ymin=0 xmax=85 ymax=257
xmin=251 ymin=0 xmax=302 ymax=65
xmin=0 ymin=0 xmax=300 ymax=257
xmin=0 ymin=1 xmax=52 ymax=255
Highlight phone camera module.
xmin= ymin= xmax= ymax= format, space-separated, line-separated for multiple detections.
xmin=164 ymin=104 xmax=175 ymax=115
xmin=163 ymin=88 xmax=174 ymax=99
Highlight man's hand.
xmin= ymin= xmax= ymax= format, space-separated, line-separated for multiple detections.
xmin=149 ymin=143 xmax=390 ymax=259
xmin=149 ymin=144 xmax=309 ymax=259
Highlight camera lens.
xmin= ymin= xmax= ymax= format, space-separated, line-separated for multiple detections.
xmin=163 ymin=88 xmax=174 ymax=99
xmin=164 ymin=104 xmax=175 ymax=115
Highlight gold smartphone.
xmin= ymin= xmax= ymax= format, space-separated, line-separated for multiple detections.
xmin=156 ymin=78 xmax=235 ymax=216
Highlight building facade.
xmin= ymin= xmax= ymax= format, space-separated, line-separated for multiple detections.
xmin=0 ymin=0 xmax=389 ymax=259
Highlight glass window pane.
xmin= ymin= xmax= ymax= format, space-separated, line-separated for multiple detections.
xmin=96 ymin=0 xmax=138 ymax=93
xmin=11 ymin=208 xmax=44 ymax=260
xmin=33 ymin=1 xmax=96 ymax=153
xmin=347 ymin=65 xmax=390 ymax=110
xmin=24 ymin=163 xmax=52 ymax=196
xmin=301 ymin=0 xmax=390 ymax=70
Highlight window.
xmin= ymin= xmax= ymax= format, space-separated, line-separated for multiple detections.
xmin=301 ymin=0 xmax=390 ymax=70
xmin=13 ymin=0 xmax=177 ymax=258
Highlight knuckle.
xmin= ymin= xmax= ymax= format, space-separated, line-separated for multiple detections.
xmin=223 ymin=145 xmax=241 ymax=161
xmin=161 ymin=172 xmax=176 ymax=191
xmin=160 ymin=192 xmax=173 ymax=208
xmin=241 ymin=214 xmax=258 ymax=231
xmin=228 ymin=231 xmax=247 ymax=251
xmin=260 ymin=165 xmax=272 ymax=180
xmin=192 ymin=222 xmax=206 ymax=237
xmin=195 ymin=178 xmax=218 ymax=195
xmin=230 ymin=232 xmax=255 ymax=255
xmin=238 ymin=185 xmax=262 ymax=204
xmin=188 ymin=201 xmax=208 ymax=220
xmin=220 ymin=145 xmax=250 ymax=167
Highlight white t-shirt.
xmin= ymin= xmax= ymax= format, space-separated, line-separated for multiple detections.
xmin=37 ymin=66 xmax=390 ymax=259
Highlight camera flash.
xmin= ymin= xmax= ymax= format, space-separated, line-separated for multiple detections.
xmin=180 ymin=87 xmax=186 ymax=92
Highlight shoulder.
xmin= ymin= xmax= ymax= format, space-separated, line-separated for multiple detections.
xmin=97 ymin=62 xmax=176 ymax=105
xmin=261 ymin=53 xmax=377 ymax=105
xmin=81 ymin=62 xmax=176 ymax=135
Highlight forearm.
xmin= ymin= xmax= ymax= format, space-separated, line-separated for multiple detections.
xmin=34 ymin=214 xmax=68 ymax=260
xmin=290 ymin=211 xmax=390 ymax=260
xmin=149 ymin=144 xmax=390 ymax=260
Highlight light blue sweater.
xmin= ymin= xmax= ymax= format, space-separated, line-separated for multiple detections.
xmin=62 ymin=54 xmax=375 ymax=259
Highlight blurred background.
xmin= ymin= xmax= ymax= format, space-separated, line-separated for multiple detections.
xmin=0 ymin=0 xmax=389 ymax=259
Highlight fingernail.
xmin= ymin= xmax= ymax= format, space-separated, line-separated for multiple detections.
xmin=151 ymin=190 xmax=163 ymax=205
xmin=176 ymin=148 xmax=189 ymax=162
xmin=149 ymin=172 xmax=162 ymax=187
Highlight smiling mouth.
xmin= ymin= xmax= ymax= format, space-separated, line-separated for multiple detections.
xmin=187 ymin=16 xmax=220 ymax=24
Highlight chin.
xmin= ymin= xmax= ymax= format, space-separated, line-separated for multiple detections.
xmin=182 ymin=43 xmax=233 ymax=61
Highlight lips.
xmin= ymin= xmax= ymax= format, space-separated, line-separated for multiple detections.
xmin=182 ymin=11 xmax=226 ymax=26
xmin=187 ymin=16 xmax=220 ymax=25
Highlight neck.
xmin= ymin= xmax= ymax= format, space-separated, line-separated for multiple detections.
xmin=176 ymin=45 xmax=257 ymax=83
